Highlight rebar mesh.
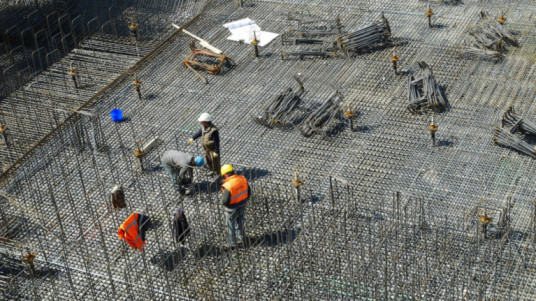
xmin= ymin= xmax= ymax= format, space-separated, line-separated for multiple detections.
xmin=1 ymin=0 xmax=536 ymax=300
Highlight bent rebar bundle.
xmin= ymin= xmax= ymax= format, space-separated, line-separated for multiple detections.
xmin=337 ymin=13 xmax=391 ymax=54
xmin=494 ymin=126 xmax=536 ymax=158
xmin=298 ymin=91 xmax=343 ymax=138
xmin=502 ymin=106 xmax=536 ymax=136
xmin=462 ymin=11 xmax=518 ymax=60
xmin=184 ymin=42 xmax=235 ymax=83
xmin=252 ymin=76 xmax=305 ymax=128
xmin=407 ymin=62 xmax=447 ymax=114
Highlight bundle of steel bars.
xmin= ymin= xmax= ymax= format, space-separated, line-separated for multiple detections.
xmin=251 ymin=76 xmax=305 ymax=128
xmin=406 ymin=62 xmax=447 ymax=114
xmin=298 ymin=91 xmax=343 ymax=138
xmin=462 ymin=11 xmax=518 ymax=59
xmin=337 ymin=13 xmax=391 ymax=54
xmin=494 ymin=126 xmax=536 ymax=158
xmin=502 ymin=106 xmax=536 ymax=136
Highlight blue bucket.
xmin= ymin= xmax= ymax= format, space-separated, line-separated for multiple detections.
xmin=110 ymin=109 xmax=123 ymax=122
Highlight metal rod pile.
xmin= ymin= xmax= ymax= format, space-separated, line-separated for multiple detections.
xmin=287 ymin=11 xmax=342 ymax=37
xmin=502 ymin=106 xmax=536 ymax=136
xmin=298 ymin=91 xmax=343 ymax=138
xmin=494 ymin=126 xmax=536 ymax=158
xmin=406 ymin=62 xmax=447 ymax=114
xmin=462 ymin=11 xmax=518 ymax=60
xmin=251 ymin=76 xmax=305 ymax=128
xmin=337 ymin=13 xmax=391 ymax=54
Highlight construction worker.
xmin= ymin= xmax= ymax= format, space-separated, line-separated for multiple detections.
xmin=118 ymin=212 xmax=151 ymax=251
xmin=188 ymin=113 xmax=221 ymax=176
xmin=161 ymin=150 xmax=204 ymax=195
xmin=220 ymin=164 xmax=250 ymax=247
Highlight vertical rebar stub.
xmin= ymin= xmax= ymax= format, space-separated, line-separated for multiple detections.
xmin=24 ymin=253 xmax=37 ymax=277
xmin=134 ymin=149 xmax=145 ymax=171
xmin=0 ymin=125 xmax=8 ymax=146
xmin=252 ymin=34 xmax=260 ymax=58
xmin=429 ymin=117 xmax=438 ymax=146
xmin=425 ymin=5 xmax=434 ymax=28
xmin=129 ymin=23 xmax=139 ymax=40
xmin=133 ymin=78 xmax=142 ymax=100
xmin=391 ymin=54 xmax=399 ymax=74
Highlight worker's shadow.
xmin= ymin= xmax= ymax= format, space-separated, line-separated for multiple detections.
xmin=248 ymin=227 xmax=301 ymax=247
xmin=240 ymin=167 xmax=270 ymax=180
xmin=150 ymin=248 xmax=188 ymax=271
xmin=29 ymin=268 xmax=60 ymax=279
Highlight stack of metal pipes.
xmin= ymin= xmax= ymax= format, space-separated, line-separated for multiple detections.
xmin=337 ymin=13 xmax=391 ymax=54
xmin=501 ymin=106 xmax=536 ymax=136
xmin=406 ymin=62 xmax=447 ymax=114
xmin=462 ymin=11 xmax=518 ymax=60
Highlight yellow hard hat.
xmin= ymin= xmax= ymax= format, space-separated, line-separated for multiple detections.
xmin=221 ymin=164 xmax=233 ymax=176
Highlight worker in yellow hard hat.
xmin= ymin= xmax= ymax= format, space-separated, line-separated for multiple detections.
xmin=220 ymin=164 xmax=250 ymax=248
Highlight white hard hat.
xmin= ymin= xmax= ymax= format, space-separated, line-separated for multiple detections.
xmin=198 ymin=112 xmax=212 ymax=122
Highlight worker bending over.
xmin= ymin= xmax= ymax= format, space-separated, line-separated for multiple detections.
xmin=189 ymin=113 xmax=221 ymax=176
xmin=220 ymin=164 xmax=250 ymax=247
xmin=161 ymin=150 xmax=204 ymax=195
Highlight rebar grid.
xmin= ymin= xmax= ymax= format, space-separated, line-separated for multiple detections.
xmin=1 ymin=0 xmax=536 ymax=299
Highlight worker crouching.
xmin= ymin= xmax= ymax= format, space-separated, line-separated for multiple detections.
xmin=118 ymin=212 xmax=151 ymax=251
xmin=161 ymin=150 xmax=204 ymax=195
xmin=189 ymin=113 xmax=221 ymax=177
xmin=220 ymin=164 xmax=250 ymax=248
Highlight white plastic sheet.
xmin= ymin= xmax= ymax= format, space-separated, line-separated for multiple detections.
xmin=223 ymin=18 xmax=279 ymax=47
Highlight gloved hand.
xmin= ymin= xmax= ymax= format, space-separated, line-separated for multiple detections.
xmin=212 ymin=153 xmax=219 ymax=158
xmin=188 ymin=138 xmax=194 ymax=145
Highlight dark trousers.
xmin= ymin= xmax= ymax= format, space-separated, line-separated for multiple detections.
xmin=162 ymin=161 xmax=192 ymax=194
xmin=225 ymin=206 xmax=245 ymax=245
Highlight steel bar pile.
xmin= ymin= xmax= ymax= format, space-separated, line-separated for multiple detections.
xmin=462 ymin=11 xmax=518 ymax=60
xmin=337 ymin=13 xmax=391 ymax=55
xmin=502 ymin=106 xmax=536 ymax=136
xmin=406 ymin=62 xmax=447 ymax=114
xmin=184 ymin=45 xmax=235 ymax=83
xmin=494 ymin=126 xmax=536 ymax=158
xmin=286 ymin=11 xmax=342 ymax=37
xmin=251 ymin=76 xmax=304 ymax=128
xmin=298 ymin=91 xmax=343 ymax=138
xmin=281 ymin=12 xmax=342 ymax=60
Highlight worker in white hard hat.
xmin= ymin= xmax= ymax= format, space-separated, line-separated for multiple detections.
xmin=188 ymin=112 xmax=221 ymax=176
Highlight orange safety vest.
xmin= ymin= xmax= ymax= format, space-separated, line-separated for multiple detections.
xmin=222 ymin=175 xmax=249 ymax=207
xmin=118 ymin=213 xmax=146 ymax=251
